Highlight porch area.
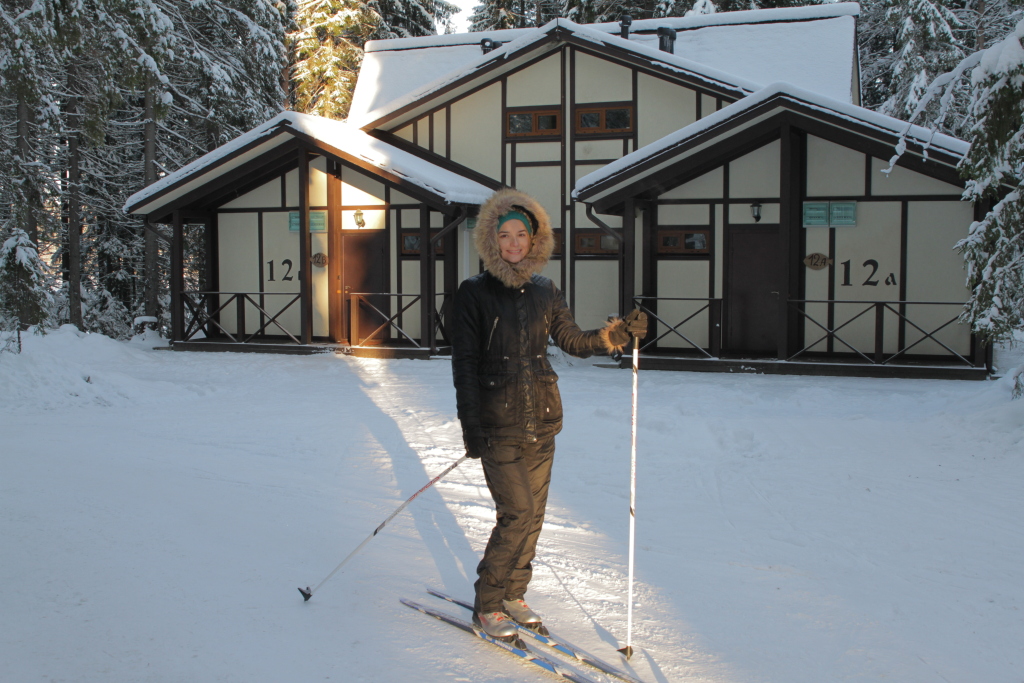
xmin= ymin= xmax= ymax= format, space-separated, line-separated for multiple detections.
xmin=610 ymin=296 xmax=992 ymax=380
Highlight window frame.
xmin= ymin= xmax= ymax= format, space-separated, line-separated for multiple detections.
xmin=505 ymin=107 xmax=563 ymax=139
xmin=656 ymin=227 xmax=711 ymax=256
xmin=574 ymin=229 xmax=621 ymax=256
xmin=574 ymin=103 xmax=635 ymax=138
xmin=400 ymin=229 xmax=445 ymax=257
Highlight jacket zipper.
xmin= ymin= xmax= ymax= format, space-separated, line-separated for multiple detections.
xmin=486 ymin=316 xmax=499 ymax=351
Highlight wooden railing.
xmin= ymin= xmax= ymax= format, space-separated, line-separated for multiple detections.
xmin=632 ymin=296 xmax=723 ymax=358
xmin=182 ymin=291 xmax=302 ymax=344
xmin=349 ymin=292 xmax=452 ymax=349
xmin=788 ymin=299 xmax=977 ymax=366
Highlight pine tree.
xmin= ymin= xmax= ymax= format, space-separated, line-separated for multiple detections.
xmin=878 ymin=0 xmax=970 ymax=134
xmin=291 ymin=0 xmax=456 ymax=118
xmin=0 ymin=228 xmax=52 ymax=345
xmin=956 ymin=17 xmax=1024 ymax=396
xmin=291 ymin=0 xmax=365 ymax=117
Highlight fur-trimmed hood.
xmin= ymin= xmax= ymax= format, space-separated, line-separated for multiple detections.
xmin=475 ymin=188 xmax=554 ymax=288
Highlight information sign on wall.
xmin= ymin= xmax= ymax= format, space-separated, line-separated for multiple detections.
xmin=803 ymin=201 xmax=857 ymax=228
xmin=802 ymin=202 xmax=829 ymax=227
xmin=288 ymin=211 xmax=328 ymax=232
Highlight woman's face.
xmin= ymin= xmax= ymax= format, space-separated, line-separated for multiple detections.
xmin=497 ymin=219 xmax=532 ymax=264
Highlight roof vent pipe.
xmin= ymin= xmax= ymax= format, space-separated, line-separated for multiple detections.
xmin=619 ymin=14 xmax=632 ymax=40
xmin=480 ymin=38 xmax=503 ymax=54
xmin=657 ymin=26 xmax=676 ymax=53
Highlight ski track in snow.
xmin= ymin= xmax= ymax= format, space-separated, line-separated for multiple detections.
xmin=1 ymin=326 xmax=1023 ymax=683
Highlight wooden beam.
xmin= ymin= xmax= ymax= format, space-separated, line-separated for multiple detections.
xmin=420 ymin=206 xmax=434 ymax=351
xmin=171 ymin=210 xmax=185 ymax=342
xmin=299 ymin=149 xmax=312 ymax=344
xmin=622 ymin=198 xmax=636 ymax=315
xmin=778 ymin=123 xmax=803 ymax=360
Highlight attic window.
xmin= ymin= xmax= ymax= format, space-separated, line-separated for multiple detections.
xmin=401 ymin=230 xmax=445 ymax=257
xmin=575 ymin=230 xmax=619 ymax=255
xmin=576 ymin=104 xmax=633 ymax=136
xmin=506 ymin=108 xmax=562 ymax=138
xmin=657 ymin=229 xmax=710 ymax=255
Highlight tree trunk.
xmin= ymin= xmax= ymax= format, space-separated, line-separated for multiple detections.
xmin=144 ymin=87 xmax=160 ymax=321
xmin=976 ymin=0 xmax=987 ymax=50
xmin=66 ymin=69 xmax=84 ymax=329
xmin=16 ymin=96 xmax=38 ymax=248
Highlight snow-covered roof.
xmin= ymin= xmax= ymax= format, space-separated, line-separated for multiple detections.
xmin=124 ymin=112 xmax=494 ymax=216
xmin=348 ymin=4 xmax=859 ymax=125
xmin=574 ymin=82 xmax=970 ymax=202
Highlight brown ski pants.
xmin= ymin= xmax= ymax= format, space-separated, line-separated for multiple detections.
xmin=474 ymin=436 xmax=555 ymax=614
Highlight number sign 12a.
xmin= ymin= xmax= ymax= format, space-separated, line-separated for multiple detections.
xmin=840 ymin=259 xmax=897 ymax=287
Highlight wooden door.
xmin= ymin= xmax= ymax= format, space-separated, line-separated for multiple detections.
xmin=342 ymin=230 xmax=388 ymax=344
xmin=724 ymin=225 xmax=782 ymax=354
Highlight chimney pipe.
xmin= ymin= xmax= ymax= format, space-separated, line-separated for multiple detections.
xmin=657 ymin=26 xmax=676 ymax=53
xmin=619 ymin=14 xmax=632 ymax=40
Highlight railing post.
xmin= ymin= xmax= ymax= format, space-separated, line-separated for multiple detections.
xmin=710 ymin=299 xmax=722 ymax=358
xmin=350 ymin=294 xmax=360 ymax=346
xmin=237 ymin=294 xmax=246 ymax=339
xmin=874 ymin=302 xmax=884 ymax=363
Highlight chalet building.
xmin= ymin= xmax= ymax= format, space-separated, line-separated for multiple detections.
xmin=124 ymin=2 xmax=992 ymax=378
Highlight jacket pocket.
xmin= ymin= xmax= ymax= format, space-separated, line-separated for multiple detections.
xmin=536 ymin=371 xmax=562 ymax=423
xmin=479 ymin=374 xmax=516 ymax=428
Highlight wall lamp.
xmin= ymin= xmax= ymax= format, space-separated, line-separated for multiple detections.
xmin=750 ymin=202 xmax=762 ymax=223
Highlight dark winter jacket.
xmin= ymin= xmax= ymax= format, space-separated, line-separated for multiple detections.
xmin=452 ymin=188 xmax=622 ymax=445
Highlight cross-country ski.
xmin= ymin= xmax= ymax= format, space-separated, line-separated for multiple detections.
xmin=401 ymin=598 xmax=600 ymax=683
xmin=427 ymin=588 xmax=645 ymax=683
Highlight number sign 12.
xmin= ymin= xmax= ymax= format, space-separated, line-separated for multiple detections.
xmin=266 ymin=259 xmax=294 ymax=282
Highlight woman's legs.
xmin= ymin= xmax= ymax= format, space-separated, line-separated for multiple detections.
xmin=475 ymin=437 xmax=555 ymax=614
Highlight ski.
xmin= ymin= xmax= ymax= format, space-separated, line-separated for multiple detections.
xmin=426 ymin=588 xmax=644 ymax=683
xmin=401 ymin=598 xmax=600 ymax=683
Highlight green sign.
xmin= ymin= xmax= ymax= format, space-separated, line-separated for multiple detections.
xmin=803 ymin=201 xmax=857 ymax=227
xmin=288 ymin=210 xmax=328 ymax=232
xmin=802 ymin=202 xmax=829 ymax=227
xmin=829 ymin=201 xmax=857 ymax=227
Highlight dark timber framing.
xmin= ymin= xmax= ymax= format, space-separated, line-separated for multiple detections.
xmin=131 ymin=127 xmax=479 ymax=356
xmin=575 ymin=93 xmax=989 ymax=378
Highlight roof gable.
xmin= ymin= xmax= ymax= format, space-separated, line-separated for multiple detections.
xmin=574 ymin=82 xmax=971 ymax=212
xmin=348 ymin=4 xmax=860 ymax=125
xmin=124 ymin=112 xmax=494 ymax=219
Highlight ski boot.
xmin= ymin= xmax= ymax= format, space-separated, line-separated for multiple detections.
xmin=473 ymin=611 xmax=526 ymax=648
xmin=503 ymin=599 xmax=549 ymax=636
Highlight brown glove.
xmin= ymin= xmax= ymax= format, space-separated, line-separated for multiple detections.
xmin=623 ymin=308 xmax=648 ymax=336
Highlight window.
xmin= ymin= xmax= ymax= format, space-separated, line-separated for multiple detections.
xmin=658 ymin=229 xmax=710 ymax=255
xmin=575 ymin=230 xmax=620 ymax=255
xmin=506 ymin=108 xmax=561 ymax=138
xmin=401 ymin=230 xmax=445 ymax=256
xmin=575 ymin=104 xmax=634 ymax=136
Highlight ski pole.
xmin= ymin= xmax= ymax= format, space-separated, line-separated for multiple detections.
xmin=618 ymin=334 xmax=640 ymax=660
xmin=299 ymin=455 xmax=468 ymax=601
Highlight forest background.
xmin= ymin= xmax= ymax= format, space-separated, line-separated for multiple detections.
xmin=0 ymin=0 xmax=1021 ymax=390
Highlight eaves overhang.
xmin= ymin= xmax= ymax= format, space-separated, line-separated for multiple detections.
xmin=124 ymin=112 xmax=495 ymax=222
xmin=575 ymin=84 xmax=971 ymax=214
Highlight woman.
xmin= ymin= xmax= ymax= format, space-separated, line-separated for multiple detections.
xmin=451 ymin=188 xmax=645 ymax=639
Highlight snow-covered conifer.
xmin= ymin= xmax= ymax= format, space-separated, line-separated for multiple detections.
xmin=291 ymin=0 xmax=366 ymax=117
xmin=956 ymin=17 xmax=1024 ymax=396
xmin=878 ymin=0 xmax=970 ymax=133
xmin=0 ymin=228 xmax=52 ymax=340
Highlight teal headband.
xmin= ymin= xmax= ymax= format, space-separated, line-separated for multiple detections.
xmin=496 ymin=210 xmax=533 ymax=234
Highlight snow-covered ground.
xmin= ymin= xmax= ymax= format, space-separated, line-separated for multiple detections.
xmin=2 ymin=326 xmax=1022 ymax=683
